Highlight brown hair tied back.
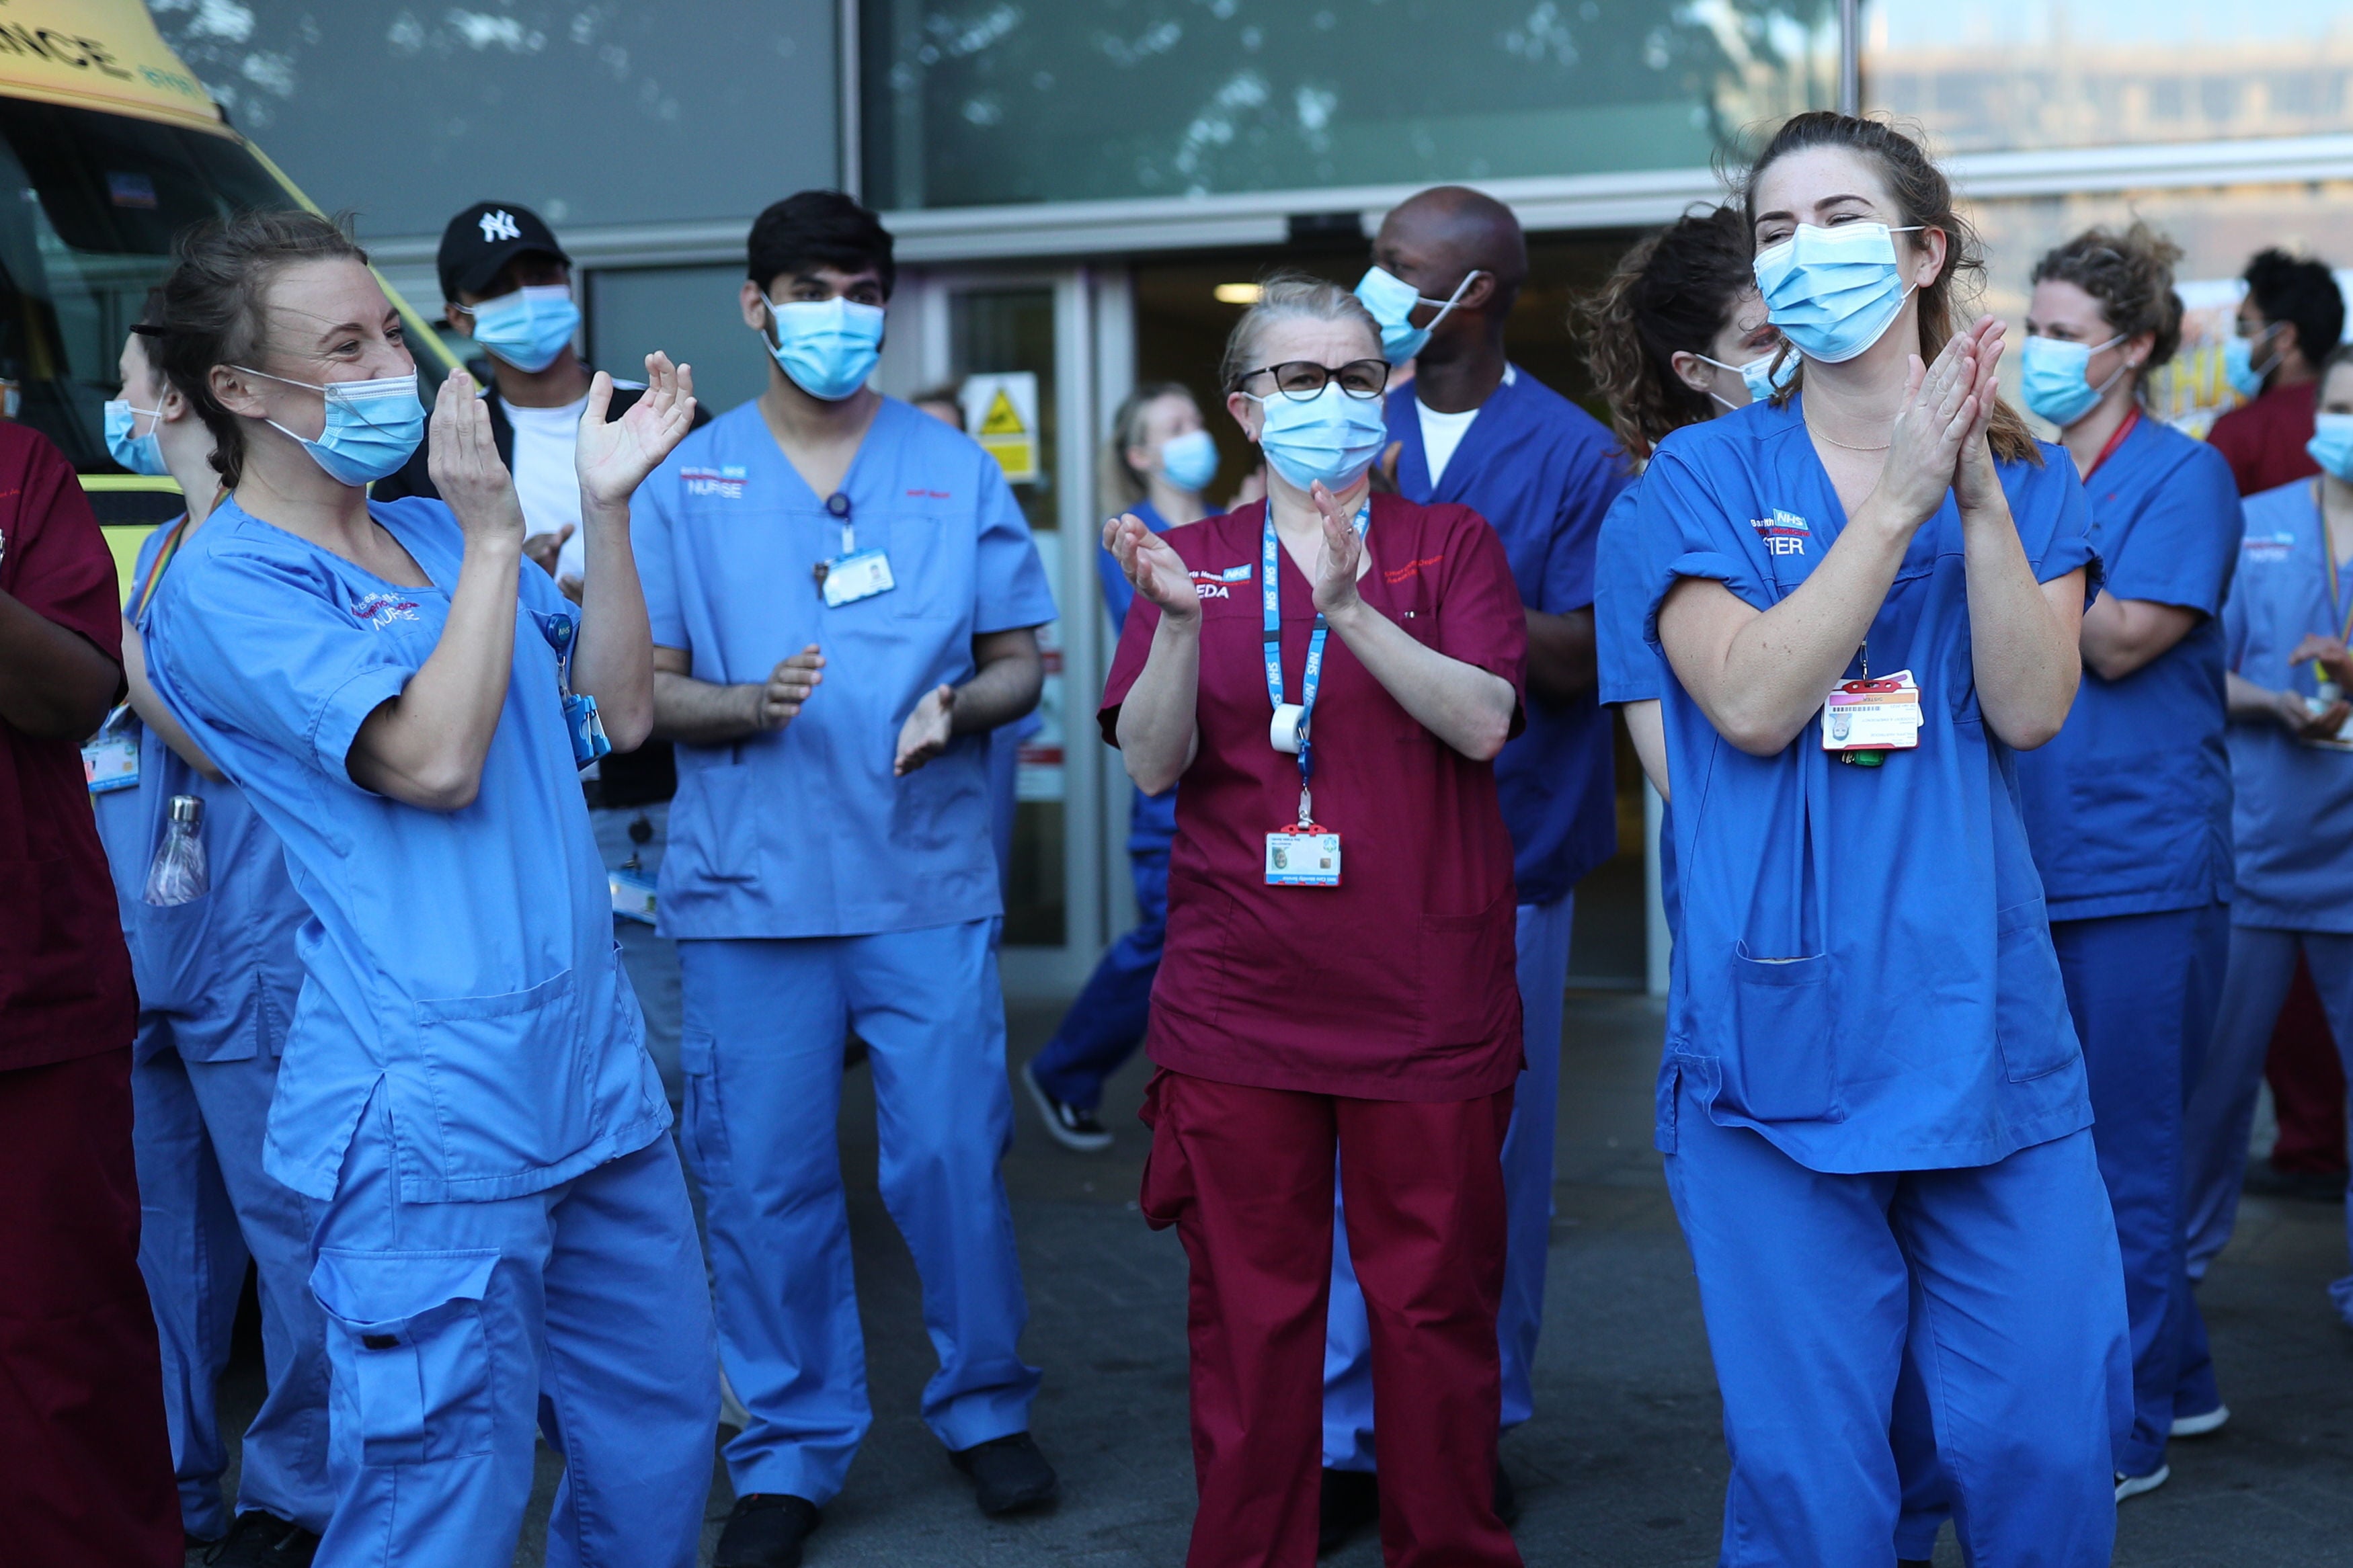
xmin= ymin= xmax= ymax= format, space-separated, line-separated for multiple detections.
xmin=153 ymin=208 xmax=369 ymax=490
xmin=1743 ymin=112 xmax=2040 ymax=466
xmin=1100 ymin=382 xmax=1199 ymax=513
xmin=1580 ymin=205 xmax=1760 ymax=462
xmin=2030 ymin=222 xmax=2186 ymax=398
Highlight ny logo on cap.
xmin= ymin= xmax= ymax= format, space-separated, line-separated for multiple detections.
xmin=479 ymin=209 xmax=521 ymax=243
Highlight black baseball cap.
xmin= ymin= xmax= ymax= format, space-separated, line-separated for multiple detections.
xmin=438 ymin=201 xmax=571 ymax=302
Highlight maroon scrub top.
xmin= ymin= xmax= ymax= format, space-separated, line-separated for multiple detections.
xmin=2208 ymin=378 xmax=2318 ymax=497
xmin=0 ymin=424 xmax=133 ymax=1070
xmin=1100 ymin=495 xmax=1527 ymax=1102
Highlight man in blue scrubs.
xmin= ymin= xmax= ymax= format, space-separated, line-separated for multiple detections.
xmin=1323 ymin=185 xmax=1630 ymax=1536
xmin=634 ymin=192 xmax=1060 ymax=1568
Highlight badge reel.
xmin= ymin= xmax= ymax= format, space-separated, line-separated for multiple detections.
xmin=608 ymin=814 xmax=660 ymax=923
xmin=544 ymin=615 xmax=611 ymax=770
xmin=83 ymin=702 xmax=141 ymax=794
xmin=815 ymin=490 xmax=894 ymax=609
xmin=1820 ymin=657 xmax=1924 ymax=768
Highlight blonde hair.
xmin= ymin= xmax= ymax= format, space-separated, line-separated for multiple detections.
xmin=1100 ymin=382 xmax=1199 ymax=512
xmin=1218 ymin=272 xmax=1382 ymax=393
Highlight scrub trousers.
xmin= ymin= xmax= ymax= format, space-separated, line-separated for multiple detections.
xmin=1665 ymin=1085 xmax=2128 ymax=1568
xmin=132 ymin=1038 xmax=333 ymax=1538
xmin=308 ymin=1090 xmax=717 ymax=1568
xmin=592 ymin=803 xmax=683 ymax=1116
xmin=0 ymin=1047 xmax=182 ymax=1568
xmin=1140 ymin=1069 xmax=1521 ymax=1568
xmin=1028 ymin=847 xmax=1169 ymax=1111
xmin=2184 ymin=925 xmax=2353 ymax=1324
xmin=2059 ymin=905 xmax=2229 ymax=1476
xmin=1322 ymin=895 xmax=1570 ymax=1469
xmin=677 ymin=921 xmax=1041 ymax=1505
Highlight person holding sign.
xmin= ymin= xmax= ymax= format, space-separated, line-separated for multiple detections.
xmin=1635 ymin=114 xmax=2129 ymax=1563
xmin=1102 ymin=276 xmax=1527 ymax=1567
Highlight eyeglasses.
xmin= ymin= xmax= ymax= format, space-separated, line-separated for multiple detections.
xmin=1236 ymin=358 xmax=1391 ymax=401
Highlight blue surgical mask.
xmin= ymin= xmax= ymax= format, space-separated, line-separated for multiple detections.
xmin=2019 ymin=333 xmax=2126 ymax=428
xmin=464 ymin=284 xmax=580 ymax=374
xmin=239 ymin=367 xmax=426 ymax=486
xmin=2309 ymin=413 xmax=2353 ymax=483
xmin=1247 ymin=382 xmax=1390 ymax=493
xmin=1353 ymin=265 xmax=1480 ymax=364
xmin=104 ymin=398 xmax=169 ymax=476
xmin=1753 ymin=222 xmax=1924 ymax=365
xmin=760 ymin=294 xmax=885 ymax=401
xmin=2225 ymin=327 xmax=2278 ymax=399
xmin=1697 ymin=348 xmax=1797 ymax=408
xmin=1157 ymin=427 xmax=1219 ymax=493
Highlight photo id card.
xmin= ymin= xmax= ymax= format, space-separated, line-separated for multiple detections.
xmin=821 ymin=548 xmax=895 ymax=608
xmin=1265 ymin=824 xmax=1341 ymax=887
xmin=83 ymin=706 xmax=139 ymax=794
xmin=1821 ymin=671 xmax=1923 ymax=755
xmin=609 ymin=867 xmax=658 ymax=923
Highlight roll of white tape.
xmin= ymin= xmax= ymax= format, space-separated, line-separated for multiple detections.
xmin=1269 ymin=703 xmax=1307 ymax=754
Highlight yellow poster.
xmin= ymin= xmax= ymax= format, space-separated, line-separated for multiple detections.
xmin=960 ymin=372 xmax=1040 ymax=484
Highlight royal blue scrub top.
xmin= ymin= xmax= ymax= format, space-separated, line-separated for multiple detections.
xmin=2016 ymin=415 xmax=2241 ymax=922
xmin=1634 ymin=395 xmax=2100 ymax=1173
xmin=1095 ymin=497 xmax=1178 ymax=856
xmin=1595 ymin=481 xmax=1659 ymax=708
xmin=632 ymin=397 xmax=1057 ymax=938
xmin=1387 ymin=368 xmax=1631 ymax=906
xmin=2223 ymin=478 xmax=2353 ymax=932
xmin=143 ymin=495 xmax=668 ymax=1204
xmin=92 ymin=516 xmax=307 ymax=1066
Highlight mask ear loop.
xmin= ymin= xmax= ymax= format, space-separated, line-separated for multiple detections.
xmin=1415 ymin=269 xmax=1485 ymax=337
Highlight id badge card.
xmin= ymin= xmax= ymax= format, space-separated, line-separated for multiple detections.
xmin=609 ymin=867 xmax=658 ymax=923
xmin=1265 ymin=822 xmax=1342 ymax=887
xmin=565 ymin=690 xmax=612 ymax=770
xmin=1821 ymin=671 xmax=1923 ymax=758
xmin=2304 ymin=691 xmax=2353 ymax=749
xmin=83 ymin=705 xmax=139 ymax=794
xmin=821 ymin=548 xmax=895 ymax=608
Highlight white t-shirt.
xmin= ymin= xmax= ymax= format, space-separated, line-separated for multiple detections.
xmin=1415 ymin=364 xmax=1515 ymax=487
xmin=502 ymin=393 xmax=590 ymax=581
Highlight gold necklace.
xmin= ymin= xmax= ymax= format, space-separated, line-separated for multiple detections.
xmin=1804 ymin=417 xmax=1890 ymax=452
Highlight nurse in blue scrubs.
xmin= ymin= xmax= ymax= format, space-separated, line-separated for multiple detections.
xmin=1023 ymin=382 xmax=1213 ymax=1150
xmin=1637 ymin=113 xmax=2129 ymax=1565
xmin=97 ymin=319 xmax=331 ymax=1554
xmin=139 ymin=209 xmax=715 ymax=1568
xmin=2188 ymin=343 xmax=2353 ymax=1325
xmin=2011 ymin=224 xmax=2243 ymax=1499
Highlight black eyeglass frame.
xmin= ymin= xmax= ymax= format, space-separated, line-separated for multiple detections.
xmin=1233 ymin=358 xmax=1392 ymax=401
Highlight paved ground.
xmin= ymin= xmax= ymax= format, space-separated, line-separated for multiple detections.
xmin=195 ymin=992 xmax=2353 ymax=1565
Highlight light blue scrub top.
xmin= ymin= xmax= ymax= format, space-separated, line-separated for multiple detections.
xmin=2016 ymin=417 xmax=2241 ymax=922
xmin=92 ymin=516 xmax=307 ymax=1066
xmin=1634 ymin=396 xmax=2100 ymax=1173
xmin=632 ymin=397 xmax=1057 ymax=939
xmin=143 ymin=496 xmax=668 ymax=1204
xmin=1094 ymin=497 xmax=1177 ymax=857
xmin=2223 ymin=479 xmax=2353 ymax=933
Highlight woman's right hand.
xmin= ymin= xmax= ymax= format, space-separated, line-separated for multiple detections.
xmin=426 ymin=368 xmax=526 ymax=550
xmin=1104 ymin=513 xmax=1201 ymax=624
xmin=2277 ymin=685 xmax=2352 ymax=742
xmin=1866 ymin=332 xmax=1980 ymax=534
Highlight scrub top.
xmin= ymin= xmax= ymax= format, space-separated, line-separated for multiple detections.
xmin=92 ymin=516 xmax=307 ymax=1065
xmin=1634 ymin=396 xmax=2100 ymax=1173
xmin=143 ymin=495 xmax=668 ymax=1204
xmin=1096 ymin=497 xmax=1179 ymax=856
xmin=633 ymin=398 xmax=1057 ymax=939
xmin=1595 ymin=481 xmax=1659 ymax=707
xmin=2221 ymin=479 xmax=2353 ymax=933
xmin=2016 ymin=415 xmax=2241 ymax=923
xmin=1386 ymin=368 xmax=1631 ymax=907
xmin=1099 ymin=495 xmax=1527 ymax=1102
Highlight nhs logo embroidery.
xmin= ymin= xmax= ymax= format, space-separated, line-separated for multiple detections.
xmin=2241 ymin=530 xmax=2295 ymax=563
xmin=350 ymin=592 xmax=420 ymax=628
xmin=1189 ymin=564 xmax=1252 ymax=597
xmin=682 ymin=465 xmax=746 ymax=499
xmin=1751 ymin=509 xmax=1811 ymax=556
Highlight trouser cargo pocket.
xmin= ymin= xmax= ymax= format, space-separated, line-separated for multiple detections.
xmin=311 ymin=1246 xmax=501 ymax=1466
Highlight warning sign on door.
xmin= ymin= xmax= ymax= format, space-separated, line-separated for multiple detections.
xmin=960 ymin=372 xmax=1039 ymax=484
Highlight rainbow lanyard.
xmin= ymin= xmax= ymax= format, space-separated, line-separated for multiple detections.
xmin=130 ymin=514 xmax=192 ymax=624
xmin=2317 ymin=479 xmax=2353 ymax=684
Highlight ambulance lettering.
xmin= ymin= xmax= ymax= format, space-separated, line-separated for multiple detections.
xmin=682 ymin=465 xmax=746 ymax=499
xmin=1751 ymin=508 xmax=1811 ymax=556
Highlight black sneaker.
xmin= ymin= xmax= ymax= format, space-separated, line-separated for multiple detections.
xmin=950 ymin=1431 xmax=1060 ymax=1514
xmin=1493 ymin=1460 xmax=1519 ymax=1526
xmin=1021 ymin=1061 xmax=1113 ymax=1153
xmin=713 ymin=1495 xmax=820 ymax=1568
xmin=203 ymin=1511 xmax=319 ymax=1567
xmin=2242 ymin=1157 xmax=2347 ymax=1203
xmin=1318 ymin=1467 xmax=1380 ymax=1555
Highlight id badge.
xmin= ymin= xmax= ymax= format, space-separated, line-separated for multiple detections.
xmin=83 ymin=706 xmax=140 ymax=794
xmin=820 ymin=548 xmax=895 ymax=608
xmin=1821 ymin=671 xmax=1923 ymax=759
xmin=1265 ymin=823 xmax=1342 ymax=887
xmin=565 ymin=690 xmax=612 ymax=770
xmin=609 ymin=867 xmax=658 ymax=923
xmin=2304 ymin=692 xmax=2353 ymax=749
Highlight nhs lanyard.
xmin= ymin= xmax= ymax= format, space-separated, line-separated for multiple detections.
xmin=1261 ymin=501 xmax=1369 ymax=797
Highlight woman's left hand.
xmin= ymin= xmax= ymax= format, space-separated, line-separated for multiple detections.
xmin=1950 ymin=317 xmax=2008 ymax=517
xmin=1309 ymin=481 xmax=1365 ymax=618
xmin=578 ymin=353 xmax=697 ymax=510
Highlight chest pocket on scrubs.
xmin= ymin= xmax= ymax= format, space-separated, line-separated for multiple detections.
xmin=1992 ymin=897 xmax=2077 ymax=1081
xmin=309 ymin=1247 xmax=500 ymax=1465
xmin=412 ymin=966 xmax=594 ymax=1178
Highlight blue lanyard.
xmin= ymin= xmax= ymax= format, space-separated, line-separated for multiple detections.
xmin=1261 ymin=501 xmax=1369 ymax=795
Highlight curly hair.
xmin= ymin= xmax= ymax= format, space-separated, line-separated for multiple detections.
xmin=2030 ymin=222 xmax=2185 ymax=397
xmin=1743 ymin=112 xmax=2040 ymax=466
xmin=2243 ymin=247 xmax=2346 ymax=376
xmin=1580 ymin=206 xmax=1761 ymax=461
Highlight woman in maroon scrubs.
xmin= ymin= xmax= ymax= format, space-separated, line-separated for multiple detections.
xmin=1101 ymin=276 xmax=1527 ymax=1568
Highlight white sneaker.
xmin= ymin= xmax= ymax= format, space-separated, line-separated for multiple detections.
xmin=1021 ymin=1061 xmax=1114 ymax=1152
xmin=2171 ymin=1404 xmax=2230 ymax=1438
xmin=2115 ymin=1464 xmax=2170 ymax=1502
